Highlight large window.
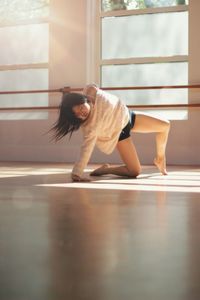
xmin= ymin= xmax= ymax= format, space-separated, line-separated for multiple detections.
xmin=100 ymin=0 xmax=189 ymax=119
xmin=0 ymin=0 xmax=49 ymax=120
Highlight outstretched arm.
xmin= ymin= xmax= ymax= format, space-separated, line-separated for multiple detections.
xmin=71 ymin=132 xmax=97 ymax=182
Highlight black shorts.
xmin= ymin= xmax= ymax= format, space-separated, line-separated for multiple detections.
xmin=118 ymin=111 xmax=136 ymax=141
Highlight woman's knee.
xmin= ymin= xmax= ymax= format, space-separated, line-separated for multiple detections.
xmin=163 ymin=119 xmax=170 ymax=132
xmin=127 ymin=165 xmax=141 ymax=178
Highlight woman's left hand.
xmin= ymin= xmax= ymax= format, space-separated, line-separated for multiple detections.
xmin=71 ymin=174 xmax=91 ymax=182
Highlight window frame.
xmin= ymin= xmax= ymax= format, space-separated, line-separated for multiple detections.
xmin=0 ymin=15 xmax=49 ymax=74
xmin=95 ymin=1 xmax=189 ymax=87
xmin=0 ymin=1 xmax=49 ymax=119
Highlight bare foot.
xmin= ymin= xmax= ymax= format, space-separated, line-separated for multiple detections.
xmin=154 ymin=157 xmax=168 ymax=175
xmin=90 ymin=164 xmax=110 ymax=176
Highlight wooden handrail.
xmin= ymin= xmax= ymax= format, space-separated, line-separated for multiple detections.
xmin=0 ymin=87 xmax=70 ymax=95
xmin=0 ymin=84 xmax=200 ymax=110
xmin=0 ymin=103 xmax=199 ymax=111
xmin=98 ymin=84 xmax=200 ymax=91
xmin=1 ymin=84 xmax=200 ymax=95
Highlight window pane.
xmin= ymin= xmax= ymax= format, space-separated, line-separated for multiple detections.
xmin=0 ymin=23 xmax=49 ymax=65
xmin=102 ymin=0 xmax=189 ymax=12
xmin=105 ymin=88 xmax=188 ymax=106
xmin=102 ymin=12 xmax=188 ymax=59
xmin=0 ymin=0 xmax=49 ymax=25
xmin=101 ymin=88 xmax=188 ymax=120
xmin=101 ymin=62 xmax=188 ymax=114
xmin=101 ymin=62 xmax=188 ymax=87
xmin=0 ymin=69 xmax=48 ymax=108
xmin=0 ymin=111 xmax=48 ymax=120
xmin=0 ymin=69 xmax=48 ymax=120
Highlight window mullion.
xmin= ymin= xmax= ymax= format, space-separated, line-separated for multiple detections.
xmin=0 ymin=63 xmax=49 ymax=72
xmin=101 ymin=56 xmax=188 ymax=66
xmin=100 ymin=5 xmax=188 ymax=18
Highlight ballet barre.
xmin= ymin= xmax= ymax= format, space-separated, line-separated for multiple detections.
xmin=0 ymin=84 xmax=200 ymax=110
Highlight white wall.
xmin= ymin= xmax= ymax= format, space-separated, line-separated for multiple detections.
xmin=0 ymin=0 xmax=199 ymax=166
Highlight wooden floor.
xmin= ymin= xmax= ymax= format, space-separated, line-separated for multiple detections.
xmin=0 ymin=162 xmax=200 ymax=300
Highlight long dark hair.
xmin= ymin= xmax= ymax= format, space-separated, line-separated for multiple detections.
xmin=51 ymin=92 xmax=88 ymax=141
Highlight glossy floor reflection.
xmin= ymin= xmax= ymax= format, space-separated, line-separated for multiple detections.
xmin=0 ymin=162 xmax=200 ymax=300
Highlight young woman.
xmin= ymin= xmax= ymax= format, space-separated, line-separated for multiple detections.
xmin=51 ymin=84 xmax=170 ymax=182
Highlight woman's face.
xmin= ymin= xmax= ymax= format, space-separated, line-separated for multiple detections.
xmin=72 ymin=102 xmax=91 ymax=121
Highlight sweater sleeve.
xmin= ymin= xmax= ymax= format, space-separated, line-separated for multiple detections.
xmin=83 ymin=84 xmax=98 ymax=105
xmin=72 ymin=130 xmax=97 ymax=178
xmin=83 ymin=83 xmax=98 ymax=95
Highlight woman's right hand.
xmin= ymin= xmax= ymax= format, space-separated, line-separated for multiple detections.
xmin=71 ymin=174 xmax=91 ymax=182
xmin=84 ymin=84 xmax=97 ymax=104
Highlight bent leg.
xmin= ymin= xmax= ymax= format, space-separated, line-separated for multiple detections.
xmin=90 ymin=137 xmax=141 ymax=178
xmin=133 ymin=112 xmax=170 ymax=175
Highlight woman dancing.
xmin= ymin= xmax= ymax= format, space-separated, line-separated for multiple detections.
xmin=51 ymin=84 xmax=170 ymax=182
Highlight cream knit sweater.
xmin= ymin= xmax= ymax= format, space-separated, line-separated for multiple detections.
xmin=72 ymin=86 xmax=130 ymax=177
